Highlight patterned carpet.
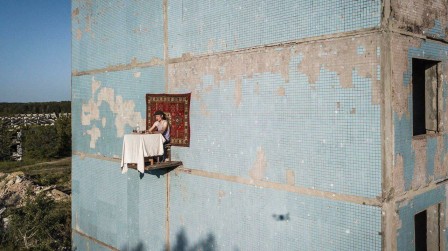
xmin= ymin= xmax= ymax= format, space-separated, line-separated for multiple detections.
xmin=146 ymin=93 xmax=191 ymax=147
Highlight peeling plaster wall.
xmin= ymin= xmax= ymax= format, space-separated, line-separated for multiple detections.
xmin=72 ymin=0 xmax=386 ymax=250
xmin=390 ymin=0 xmax=448 ymax=40
xmin=391 ymin=34 xmax=448 ymax=193
xmin=72 ymin=67 xmax=165 ymax=157
xmin=168 ymin=0 xmax=381 ymax=58
xmin=396 ymin=186 xmax=447 ymax=250
xmin=169 ymin=34 xmax=382 ymax=198
xmin=391 ymin=34 xmax=448 ymax=249
xmin=71 ymin=0 xmax=168 ymax=249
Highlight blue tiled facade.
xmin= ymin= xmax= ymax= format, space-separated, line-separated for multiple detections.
xmin=72 ymin=0 xmax=448 ymax=250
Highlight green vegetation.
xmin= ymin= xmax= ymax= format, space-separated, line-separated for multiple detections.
xmin=22 ymin=116 xmax=71 ymax=160
xmin=0 ymin=158 xmax=71 ymax=250
xmin=2 ymin=193 xmax=71 ymax=250
xmin=0 ymin=159 xmax=45 ymax=172
xmin=0 ymin=121 xmax=13 ymax=161
xmin=0 ymin=101 xmax=70 ymax=116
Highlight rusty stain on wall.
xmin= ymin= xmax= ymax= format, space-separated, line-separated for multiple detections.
xmin=72 ymin=7 xmax=79 ymax=18
xmin=217 ymin=190 xmax=226 ymax=203
xmin=249 ymin=147 xmax=267 ymax=181
xmin=434 ymin=137 xmax=447 ymax=180
xmin=277 ymin=86 xmax=286 ymax=96
xmin=391 ymin=0 xmax=448 ymax=37
xmin=443 ymin=63 xmax=448 ymax=133
xmin=200 ymin=103 xmax=210 ymax=117
xmin=234 ymin=79 xmax=242 ymax=106
xmin=85 ymin=14 xmax=92 ymax=33
xmin=76 ymin=29 xmax=83 ymax=41
xmin=286 ymin=170 xmax=295 ymax=185
xmin=411 ymin=139 xmax=427 ymax=190
xmin=391 ymin=35 xmax=422 ymax=117
xmin=393 ymin=154 xmax=406 ymax=195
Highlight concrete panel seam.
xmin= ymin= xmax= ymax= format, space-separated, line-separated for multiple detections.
xmin=72 ymin=57 xmax=164 ymax=77
xmin=389 ymin=28 xmax=448 ymax=45
xmin=168 ymin=28 xmax=381 ymax=64
xmin=73 ymin=151 xmax=121 ymax=163
xmin=165 ymin=173 xmax=170 ymax=251
xmin=395 ymin=181 xmax=448 ymax=203
xmin=163 ymin=0 xmax=170 ymax=248
xmin=176 ymin=167 xmax=382 ymax=207
xmin=73 ymin=229 xmax=119 ymax=251
xmin=380 ymin=29 xmax=396 ymax=251
xmin=163 ymin=0 xmax=169 ymax=94
xmin=381 ymin=0 xmax=391 ymax=28
xmin=72 ymin=152 xmax=381 ymax=206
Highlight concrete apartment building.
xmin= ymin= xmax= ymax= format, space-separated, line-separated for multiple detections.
xmin=71 ymin=0 xmax=448 ymax=250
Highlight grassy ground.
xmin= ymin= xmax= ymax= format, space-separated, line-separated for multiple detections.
xmin=0 ymin=157 xmax=71 ymax=193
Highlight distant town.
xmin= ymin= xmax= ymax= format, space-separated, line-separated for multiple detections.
xmin=1 ymin=113 xmax=71 ymax=161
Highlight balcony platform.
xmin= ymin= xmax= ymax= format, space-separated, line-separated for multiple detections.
xmin=127 ymin=161 xmax=183 ymax=172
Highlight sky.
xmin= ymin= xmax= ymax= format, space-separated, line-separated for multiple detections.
xmin=0 ymin=0 xmax=71 ymax=102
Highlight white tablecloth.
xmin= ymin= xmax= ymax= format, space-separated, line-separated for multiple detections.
xmin=121 ymin=134 xmax=166 ymax=173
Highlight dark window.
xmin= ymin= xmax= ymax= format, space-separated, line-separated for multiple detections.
xmin=412 ymin=59 xmax=439 ymax=136
xmin=415 ymin=210 xmax=427 ymax=251
xmin=414 ymin=204 xmax=442 ymax=251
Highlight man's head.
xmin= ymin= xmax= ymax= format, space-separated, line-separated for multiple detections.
xmin=154 ymin=110 xmax=165 ymax=121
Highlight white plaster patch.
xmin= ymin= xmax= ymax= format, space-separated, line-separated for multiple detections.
xmin=81 ymin=77 xmax=146 ymax=147
xmin=86 ymin=125 xmax=101 ymax=149
xmin=101 ymin=117 xmax=106 ymax=128
xmin=92 ymin=76 xmax=101 ymax=95
xmin=81 ymin=99 xmax=100 ymax=125
xmin=133 ymin=71 xmax=141 ymax=78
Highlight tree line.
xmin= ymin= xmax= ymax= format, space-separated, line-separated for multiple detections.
xmin=0 ymin=101 xmax=70 ymax=116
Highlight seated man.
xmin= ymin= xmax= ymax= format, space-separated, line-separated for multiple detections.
xmin=147 ymin=110 xmax=170 ymax=161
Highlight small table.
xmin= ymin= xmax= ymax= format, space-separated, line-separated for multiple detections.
xmin=121 ymin=133 xmax=166 ymax=173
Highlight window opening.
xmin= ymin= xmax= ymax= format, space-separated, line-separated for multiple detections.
xmin=412 ymin=59 xmax=439 ymax=136
xmin=415 ymin=210 xmax=427 ymax=251
xmin=415 ymin=204 xmax=442 ymax=251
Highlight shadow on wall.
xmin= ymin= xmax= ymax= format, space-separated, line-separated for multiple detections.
xmin=139 ymin=166 xmax=177 ymax=179
xmin=170 ymin=228 xmax=217 ymax=251
xmin=120 ymin=242 xmax=146 ymax=251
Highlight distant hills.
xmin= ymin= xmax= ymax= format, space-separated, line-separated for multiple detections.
xmin=0 ymin=101 xmax=70 ymax=116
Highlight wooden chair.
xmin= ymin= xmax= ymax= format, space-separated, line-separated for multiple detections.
xmin=165 ymin=143 xmax=171 ymax=161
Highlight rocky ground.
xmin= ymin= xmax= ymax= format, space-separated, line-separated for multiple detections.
xmin=0 ymin=158 xmax=71 ymax=231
